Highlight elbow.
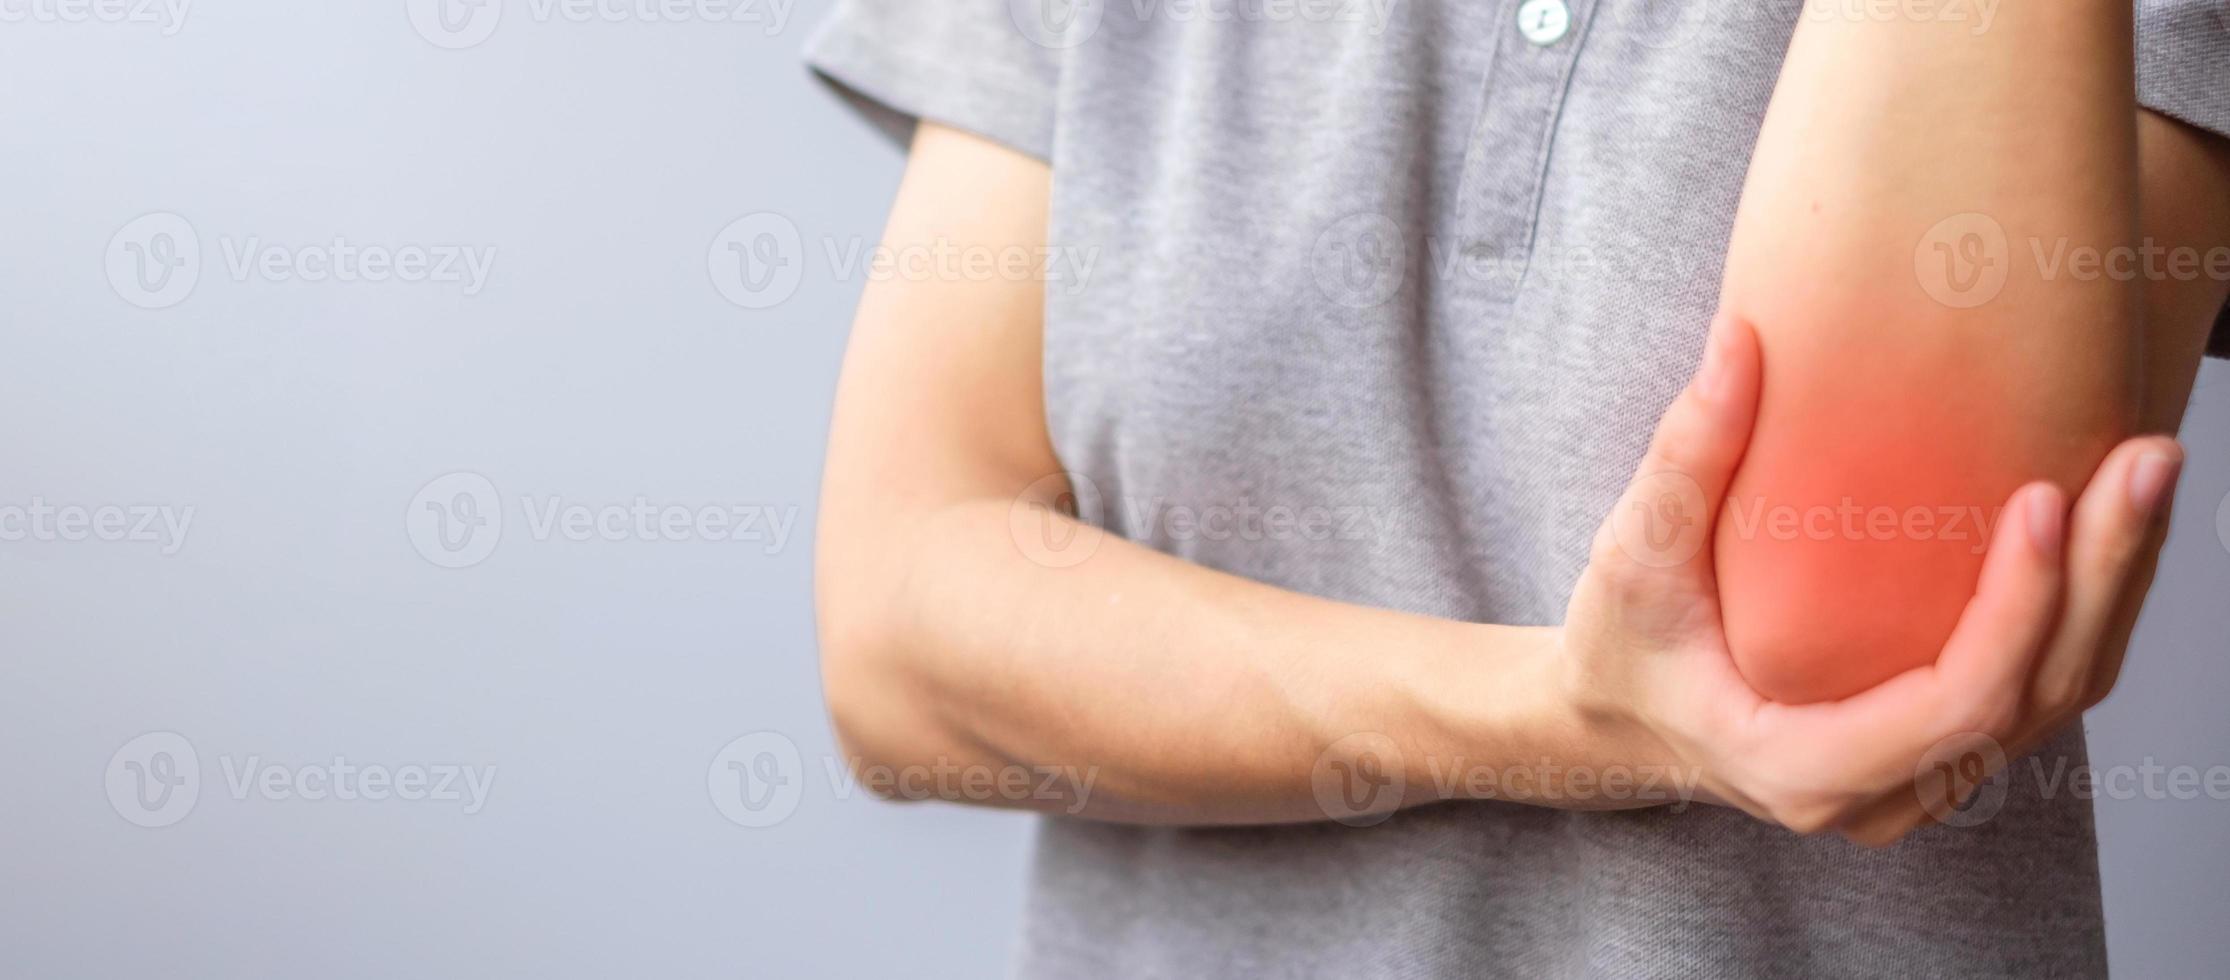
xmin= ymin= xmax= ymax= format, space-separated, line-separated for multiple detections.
xmin=814 ymin=556 xmax=949 ymax=793
xmin=815 ymin=596 xmax=910 ymax=782
xmin=1709 ymin=304 xmax=2128 ymax=703
xmin=816 ymin=613 xmax=988 ymax=807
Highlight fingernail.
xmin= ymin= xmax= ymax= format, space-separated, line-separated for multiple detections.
xmin=2127 ymin=448 xmax=2182 ymax=518
xmin=2026 ymin=483 xmax=2065 ymax=557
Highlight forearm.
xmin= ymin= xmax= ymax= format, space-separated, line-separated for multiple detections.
xmin=2134 ymin=110 xmax=2230 ymax=433
xmin=823 ymin=491 xmax=1596 ymax=824
xmin=1714 ymin=5 xmax=2142 ymax=702
xmin=1722 ymin=4 xmax=2141 ymax=436
xmin=816 ymin=123 xmax=1638 ymax=826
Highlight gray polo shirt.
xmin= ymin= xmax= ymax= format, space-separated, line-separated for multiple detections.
xmin=805 ymin=2 xmax=2230 ymax=976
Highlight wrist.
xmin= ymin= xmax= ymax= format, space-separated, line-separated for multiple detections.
xmin=1397 ymin=623 xmax=1660 ymax=808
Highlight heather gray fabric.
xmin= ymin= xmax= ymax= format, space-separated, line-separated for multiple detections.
xmin=805 ymin=2 xmax=2230 ymax=977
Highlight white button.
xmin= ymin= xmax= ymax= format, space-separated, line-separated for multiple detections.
xmin=1517 ymin=0 xmax=1571 ymax=46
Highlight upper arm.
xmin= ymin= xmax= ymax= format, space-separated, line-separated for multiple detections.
xmin=816 ymin=122 xmax=1062 ymax=622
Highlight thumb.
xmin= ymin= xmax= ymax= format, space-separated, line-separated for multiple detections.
xmin=1599 ymin=314 xmax=1763 ymax=576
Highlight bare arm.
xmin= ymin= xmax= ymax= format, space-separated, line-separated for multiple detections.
xmin=1702 ymin=5 xmax=2230 ymax=838
xmin=1839 ymin=110 xmax=2230 ymax=843
xmin=1713 ymin=5 xmax=2166 ymax=704
xmin=2133 ymin=110 xmax=2230 ymax=433
xmin=814 ymin=123 xmax=1605 ymax=824
xmin=814 ymin=108 xmax=2202 ymax=837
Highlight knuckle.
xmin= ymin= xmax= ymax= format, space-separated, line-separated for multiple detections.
xmin=1954 ymin=691 xmax=2022 ymax=741
xmin=1777 ymin=805 xmax=1838 ymax=836
xmin=1849 ymin=821 xmax=1913 ymax=849
xmin=1587 ymin=528 xmax=1663 ymax=594
xmin=2036 ymin=674 xmax=2088 ymax=720
xmin=1645 ymin=422 xmax=1700 ymax=476
xmin=2080 ymin=685 xmax=2114 ymax=713
xmin=1635 ymin=407 xmax=1703 ymax=476
xmin=1588 ymin=523 xmax=1631 ymax=570
xmin=1604 ymin=475 xmax=1711 ymax=573
xmin=2074 ymin=534 xmax=2145 ymax=585
xmin=1763 ymin=792 xmax=1848 ymax=836
xmin=1596 ymin=555 xmax=1650 ymax=593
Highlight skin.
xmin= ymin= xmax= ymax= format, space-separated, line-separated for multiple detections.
xmin=816 ymin=92 xmax=2229 ymax=842
xmin=1839 ymin=110 xmax=2230 ymax=844
xmin=1715 ymin=3 xmax=2143 ymax=705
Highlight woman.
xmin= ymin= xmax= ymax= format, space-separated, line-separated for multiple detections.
xmin=806 ymin=1 xmax=2230 ymax=975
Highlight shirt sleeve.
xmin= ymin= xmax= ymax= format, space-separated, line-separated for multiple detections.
xmin=2134 ymin=0 xmax=2230 ymax=356
xmin=802 ymin=0 xmax=1063 ymax=163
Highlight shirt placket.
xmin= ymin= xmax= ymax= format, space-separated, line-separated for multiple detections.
xmin=1455 ymin=0 xmax=1596 ymax=304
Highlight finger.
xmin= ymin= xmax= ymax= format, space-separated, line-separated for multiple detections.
xmin=1759 ymin=481 xmax=2068 ymax=781
xmin=1599 ymin=314 xmax=1762 ymax=577
xmin=1917 ymin=480 xmax=2070 ymax=733
xmin=2079 ymin=442 xmax=2183 ymax=708
xmin=1838 ymin=722 xmax=2031 ymax=847
xmin=1839 ymin=791 xmax=1931 ymax=847
xmin=1829 ymin=445 xmax=2171 ymax=846
xmin=1633 ymin=312 xmax=1762 ymax=500
xmin=2020 ymin=438 xmax=2182 ymax=733
xmin=1836 ymin=743 xmax=1986 ymax=848
xmin=1839 ymin=446 xmax=2180 ymax=847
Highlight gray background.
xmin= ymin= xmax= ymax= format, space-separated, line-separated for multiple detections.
xmin=0 ymin=2 xmax=2223 ymax=977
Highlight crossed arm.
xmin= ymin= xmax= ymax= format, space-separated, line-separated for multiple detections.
xmin=813 ymin=20 xmax=2230 ymax=837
